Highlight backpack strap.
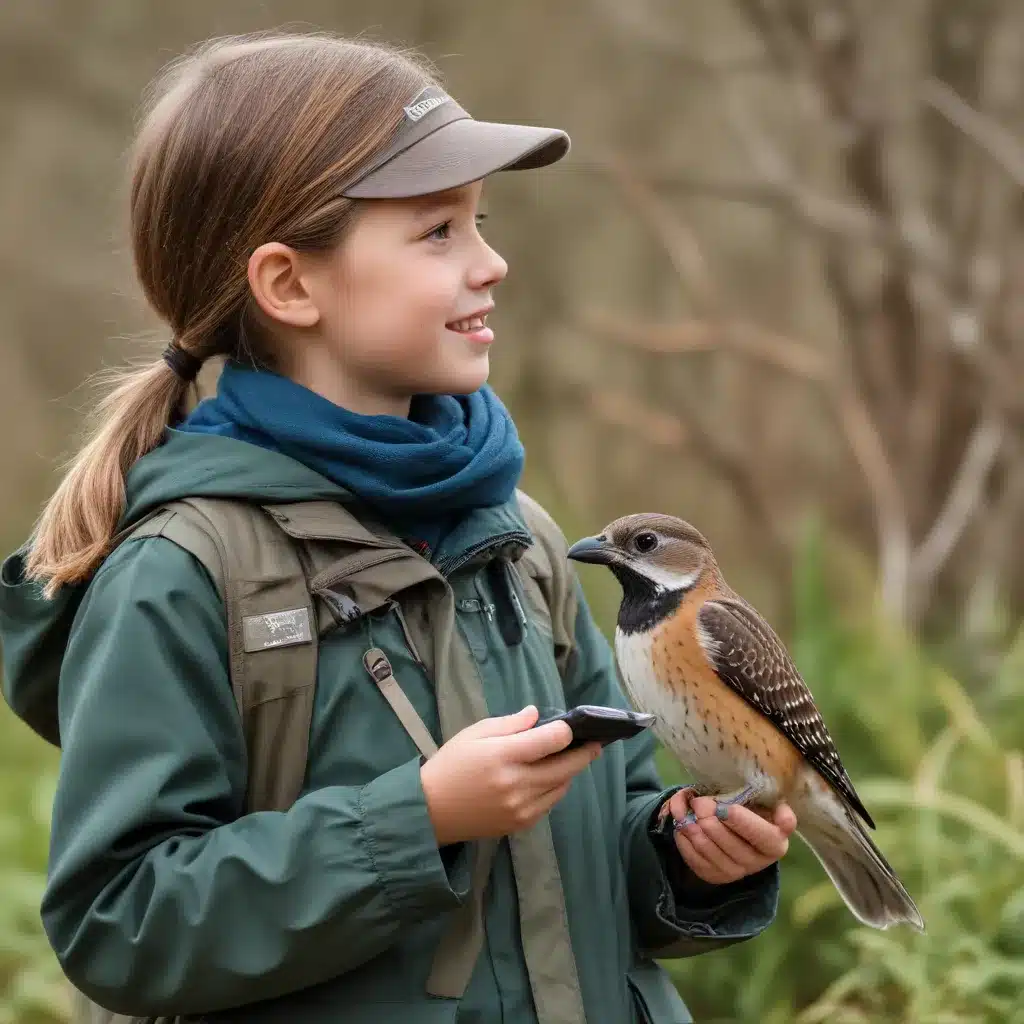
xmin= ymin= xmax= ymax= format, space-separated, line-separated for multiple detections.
xmin=123 ymin=498 xmax=317 ymax=814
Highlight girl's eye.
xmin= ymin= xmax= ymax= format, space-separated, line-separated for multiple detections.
xmin=424 ymin=214 xmax=487 ymax=243
xmin=426 ymin=221 xmax=452 ymax=242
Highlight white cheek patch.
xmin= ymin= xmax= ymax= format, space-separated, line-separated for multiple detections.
xmin=640 ymin=563 xmax=698 ymax=593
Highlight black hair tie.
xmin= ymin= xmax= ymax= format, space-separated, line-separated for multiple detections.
xmin=162 ymin=342 xmax=203 ymax=382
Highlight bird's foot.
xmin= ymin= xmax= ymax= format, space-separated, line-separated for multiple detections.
xmin=675 ymin=783 xmax=759 ymax=829
xmin=669 ymin=784 xmax=717 ymax=829
xmin=653 ymin=784 xmax=712 ymax=840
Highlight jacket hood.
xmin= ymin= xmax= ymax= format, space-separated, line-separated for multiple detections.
xmin=122 ymin=428 xmax=352 ymax=523
xmin=0 ymin=430 xmax=351 ymax=746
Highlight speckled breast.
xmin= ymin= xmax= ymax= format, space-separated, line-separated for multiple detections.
xmin=614 ymin=621 xmax=798 ymax=800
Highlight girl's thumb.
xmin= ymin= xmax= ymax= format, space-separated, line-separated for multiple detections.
xmin=473 ymin=705 xmax=540 ymax=737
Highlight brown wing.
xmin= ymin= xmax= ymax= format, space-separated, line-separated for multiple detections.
xmin=696 ymin=598 xmax=874 ymax=828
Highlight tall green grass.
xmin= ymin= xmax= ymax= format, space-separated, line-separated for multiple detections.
xmin=658 ymin=529 xmax=1024 ymax=1023
xmin=0 ymin=710 xmax=64 ymax=1024
xmin=0 ymin=526 xmax=1021 ymax=1022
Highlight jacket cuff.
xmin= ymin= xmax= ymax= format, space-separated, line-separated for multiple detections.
xmin=357 ymin=757 xmax=471 ymax=915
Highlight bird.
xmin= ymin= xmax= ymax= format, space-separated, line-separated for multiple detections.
xmin=567 ymin=513 xmax=924 ymax=932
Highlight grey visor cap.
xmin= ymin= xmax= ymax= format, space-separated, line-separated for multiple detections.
xmin=341 ymin=86 xmax=570 ymax=199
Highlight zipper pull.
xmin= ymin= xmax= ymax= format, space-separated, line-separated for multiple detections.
xmin=509 ymin=584 xmax=528 ymax=629
xmin=472 ymin=573 xmax=497 ymax=623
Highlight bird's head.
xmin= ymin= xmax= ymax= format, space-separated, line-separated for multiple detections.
xmin=567 ymin=513 xmax=715 ymax=601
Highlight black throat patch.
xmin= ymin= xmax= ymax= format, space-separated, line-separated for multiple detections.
xmin=609 ymin=563 xmax=685 ymax=635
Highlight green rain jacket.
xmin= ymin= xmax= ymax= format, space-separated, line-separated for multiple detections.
xmin=0 ymin=430 xmax=778 ymax=1023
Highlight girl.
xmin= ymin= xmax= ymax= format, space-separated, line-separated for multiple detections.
xmin=0 ymin=31 xmax=794 ymax=1024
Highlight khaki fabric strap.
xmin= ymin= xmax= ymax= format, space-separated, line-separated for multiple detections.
xmin=418 ymin=589 xmax=586 ymax=1021
xmin=120 ymin=499 xmax=318 ymax=815
xmin=361 ymin=647 xmax=501 ymax=997
xmin=362 ymin=649 xmax=438 ymax=759
xmin=508 ymin=825 xmax=586 ymax=1022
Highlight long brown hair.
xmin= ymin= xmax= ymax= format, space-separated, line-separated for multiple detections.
xmin=26 ymin=31 xmax=438 ymax=596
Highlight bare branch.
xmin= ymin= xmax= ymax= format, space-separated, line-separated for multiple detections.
xmin=831 ymin=384 xmax=912 ymax=619
xmin=729 ymin=0 xmax=813 ymax=75
xmin=587 ymin=383 xmax=789 ymax=563
xmin=923 ymin=77 xmax=1024 ymax=189
xmin=583 ymin=311 xmax=830 ymax=381
xmin=592 ymin=0 xmax=769 ymax=73
xmin=910 ymin=413 xmax=1006 ymax=606
xmin=605 ymin=163 xmax=950 ymax=267
xmin=587 ymin=389 xmax=687 ymax=447
xmin=587 ymin=311 xmax=915 ymax=617
xmin=595 ymin=157 xmax=720 ymax=312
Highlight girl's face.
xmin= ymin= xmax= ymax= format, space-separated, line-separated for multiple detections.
xmin=268 ymin=179 xmax=507 ymax=415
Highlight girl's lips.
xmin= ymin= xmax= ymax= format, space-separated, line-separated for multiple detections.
xmin=447 ymin=313 xmax=494 ymax=344
xmin=449 ymin=323 xmax=494 ymax=344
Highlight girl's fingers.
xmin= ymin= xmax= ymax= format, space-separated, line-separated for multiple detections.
xmin=677 ymin=819 xmax=746 ymax=879
xmin=683 ymin=815 xmax=769 ymax=873
xmin=529 ymin=742 xmax=601 ymax=789
xmin=526 ymin=778 xmax=573 ymax=819
xmin=664 ymin=791 xmax=795 ymax=878
xmin=673 ymin=830 xmax=731 ymax=884
xmin=742 ymin=801 xmax=798 ymax=836
xmin=718 ymin=804 xmax=791 ymax=860
xmin=666 ymin=788 xmax=694 ymax=822
xmin=689 ymin=795 xmax=719 ymax=821
xmin=773 ymin=802 xmax=798 ymax=836
xmin=505 ymin=719 xmax=574 ymax=761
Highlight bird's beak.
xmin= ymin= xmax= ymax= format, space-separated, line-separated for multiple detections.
xmin=566 ymin=534 xmax=618 ymax=565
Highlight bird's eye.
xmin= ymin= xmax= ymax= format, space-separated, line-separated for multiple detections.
xmin=633 ymin=532 xmax=658 ymax=554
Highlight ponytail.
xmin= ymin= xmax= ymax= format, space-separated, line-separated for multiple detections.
xmin=22 ymin=31 xmax=439 ymax=596
xmin=24 ymin=352 xmax=194 ymax=597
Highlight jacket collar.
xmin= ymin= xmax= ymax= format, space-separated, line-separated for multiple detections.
xmin=264 ymin=492 xmax=534 ymax=576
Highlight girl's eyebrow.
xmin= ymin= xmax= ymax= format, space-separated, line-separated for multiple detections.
xmin=409 ymin=188 xmax=476 ymax=216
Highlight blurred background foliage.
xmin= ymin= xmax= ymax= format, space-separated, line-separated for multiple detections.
xmin=1 ymin=1 xmax=1022 ymax=1021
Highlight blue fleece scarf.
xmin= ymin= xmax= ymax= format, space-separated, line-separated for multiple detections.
xmin=179 ymin=360 xmax=525 ymax=553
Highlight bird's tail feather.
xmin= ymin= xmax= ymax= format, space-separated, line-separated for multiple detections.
xmin=799 ymin=809 xmax=925 ymax=932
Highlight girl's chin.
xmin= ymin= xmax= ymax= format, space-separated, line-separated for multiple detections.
xmin=430 ymin=355 xmax=490 ymax=395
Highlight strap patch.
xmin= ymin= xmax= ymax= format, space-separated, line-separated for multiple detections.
xmin=242 ymin=608 xmax=313 ymax=652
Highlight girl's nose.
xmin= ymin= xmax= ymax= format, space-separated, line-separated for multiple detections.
xmin=468 ymin=238 xmax=508 ymax=290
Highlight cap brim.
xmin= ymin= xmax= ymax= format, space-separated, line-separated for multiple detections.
xmin=342 ymin=119 xmax=570 ymax=199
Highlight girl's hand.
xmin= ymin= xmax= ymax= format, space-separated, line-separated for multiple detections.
xmin=420 ymin=705 xmax=601 ymax=846
xmin=663 ymin=789 xmax=797 ymax=885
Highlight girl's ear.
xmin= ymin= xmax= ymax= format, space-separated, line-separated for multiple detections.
xmin=247 ymin=242 xmax=322 ymax=329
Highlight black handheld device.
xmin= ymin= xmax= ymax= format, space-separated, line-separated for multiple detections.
xmin=535 ymin=704 xmax=656 ymax=750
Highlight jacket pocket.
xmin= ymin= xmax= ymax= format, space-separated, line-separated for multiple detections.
xmin=627 ymin=962 xmax=693 ymax=1024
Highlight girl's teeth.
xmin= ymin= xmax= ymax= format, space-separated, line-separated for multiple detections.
xmin=453 ymin=316 xmax=485 ymax=332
